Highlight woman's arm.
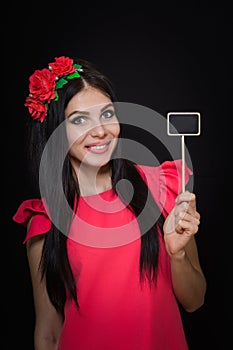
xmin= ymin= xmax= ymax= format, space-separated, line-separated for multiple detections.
xmin=163 ymin=191 xmax=207 ymax=312
xmin=26 ymin=232 xmax=63 ymax=349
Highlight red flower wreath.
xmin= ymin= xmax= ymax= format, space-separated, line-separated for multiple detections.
xmin=24 ymin=56 xmax=83 ymax=123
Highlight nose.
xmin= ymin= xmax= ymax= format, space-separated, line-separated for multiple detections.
xmin=89 ymin=123 xmax=106 ymax=137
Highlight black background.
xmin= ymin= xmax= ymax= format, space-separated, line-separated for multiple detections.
xmin=5 ymin=2 xmax=231 ymax=349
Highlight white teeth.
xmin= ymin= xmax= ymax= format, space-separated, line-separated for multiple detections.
xmin=90 ymin=144 xmax=107 ymax=150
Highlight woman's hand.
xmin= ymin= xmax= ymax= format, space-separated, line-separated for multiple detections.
xmin=163 ymin=191 xmax=200 ymax=257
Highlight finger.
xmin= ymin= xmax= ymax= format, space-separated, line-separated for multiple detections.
xmin=175 ymin=211 xmax=200 ymax=226
xmin=176 ymin=192 xmax=197 ymax=214
xmin=175 ymin=191 xmax=196 ymax=206
xmin=186 ymin=208 xmax=200 ymax=221
xmin=174 ymin=201 xmax=200 ymax=229
xmin=175 ymin=190 xmax=193 ymax=202
xmin=173 ymin=201 xmax=189 ymax=216
xmin=176 ymin=218 xmax=199 ymax=235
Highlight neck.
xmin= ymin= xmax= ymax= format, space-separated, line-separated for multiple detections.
xmin=71 ymin=161 xmax=112 ymax=196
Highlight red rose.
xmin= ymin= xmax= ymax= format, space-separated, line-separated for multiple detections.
xmin=49 ymin=56 xmax=76 ymax=77
xmin=24 ymin=56 xmax=81 ymax=123
xmin=28 ymin=68 xmax=56 ymax=103
xmin=24 ymin=96 xmax=48 ymax=123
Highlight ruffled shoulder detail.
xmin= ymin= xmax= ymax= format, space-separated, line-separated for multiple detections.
xmin=159 ymin=159 xmax=193 ymax=216
xmin=12 ymin=198 xmax=52 ymax=244
xmin=136 ymin=159 xmax=192 ymax=217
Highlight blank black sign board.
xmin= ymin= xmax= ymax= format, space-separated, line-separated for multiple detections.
xmin=167 ymin=112 xmax=201 ymax=193
xmin=167 ymin=112 xmax=201 ymax=136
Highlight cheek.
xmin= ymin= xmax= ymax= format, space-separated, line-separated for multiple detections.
xmin=66 ymin=129 xmax=87 ymax=159
xmin=68 ymin=139 xmax=85 ymax=160
xmin=66 ymin=125 xmax=86 ymax=147
xmin=109 ymin=122 xmax=120 ymax=138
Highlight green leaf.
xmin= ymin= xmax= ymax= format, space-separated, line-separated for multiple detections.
xmin=56 ymin=78 xmax=68 ymax=89
xmin=73 ymin=63 xmax=83 ymax=70
xmin=67 ymin=71 xmax=80 ymax=79
xmin=54 ymin=90 xmax=59 ymax=101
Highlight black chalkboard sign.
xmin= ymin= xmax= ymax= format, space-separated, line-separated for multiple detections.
xmin=167 ymin=112 xmax=201 ymax=136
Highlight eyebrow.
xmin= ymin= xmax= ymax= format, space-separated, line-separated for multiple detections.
xmin=66 ymin=103 xmax=114 ymax=119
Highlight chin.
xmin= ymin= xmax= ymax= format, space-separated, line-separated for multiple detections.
xmin=81 ymin=157 xmax=111 ymax=169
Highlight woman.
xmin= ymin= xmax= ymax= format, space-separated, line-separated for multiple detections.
xmin=13 ymin=56 xmax=207 ymax=349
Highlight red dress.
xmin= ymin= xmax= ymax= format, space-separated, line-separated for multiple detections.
xmin=13 ymin=160 xmax=192 ymax=350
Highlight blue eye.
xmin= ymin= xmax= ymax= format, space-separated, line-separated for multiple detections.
xmin=102 ymin=109 xmax=114 ymax=119
xmin=71 ymin=116 xmax=86 ymax=125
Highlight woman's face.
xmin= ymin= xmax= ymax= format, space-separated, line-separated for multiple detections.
xmin=65 ymin=87 xmax=120 ymax=170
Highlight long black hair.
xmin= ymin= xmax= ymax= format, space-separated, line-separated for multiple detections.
xmin=26 ymin=58 xmax=165 ymax=317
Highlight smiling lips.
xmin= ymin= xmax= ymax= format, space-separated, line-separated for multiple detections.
xmin=85 ymin=141 xmax=111 ymax=154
